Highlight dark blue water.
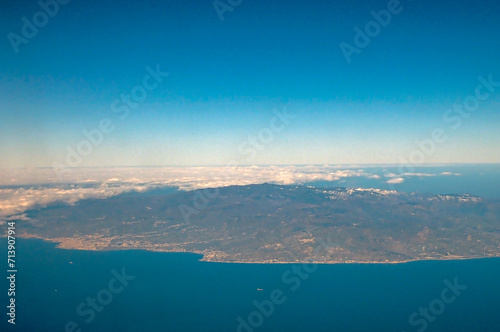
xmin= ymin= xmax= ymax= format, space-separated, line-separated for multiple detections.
xmin=1 ymin=239 xmax=499 ymax=332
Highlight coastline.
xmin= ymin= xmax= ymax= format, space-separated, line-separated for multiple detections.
xmin=12 ymin=235 xmax=500 ymax=265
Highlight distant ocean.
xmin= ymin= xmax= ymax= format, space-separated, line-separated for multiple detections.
xmin=1 ymin=239 xmax=500 ymax=332
xmin=305 ymin=164 xmax=500 ymax=199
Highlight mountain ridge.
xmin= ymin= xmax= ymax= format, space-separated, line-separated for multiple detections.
xmin=11 ymin=183 xmax=500 ymax=263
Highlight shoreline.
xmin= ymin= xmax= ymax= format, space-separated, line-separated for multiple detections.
xmin=10 ymin=235 xmax=500 ymax=265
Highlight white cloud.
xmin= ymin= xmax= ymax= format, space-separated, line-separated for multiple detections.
xmin=386 ymin=177 xmax=404 ymax=184
xmin=0 ymin=166 xmax=470 ymax=220
xmin=0 ymin=184 xmax=151 ymax=220
xmin=0 ymin=166 xmax=384 ymax=220
xmin=440 ymin=172 xmax=462 ymax=176
xmin=401 ymin=173 xmax=436 ymax=177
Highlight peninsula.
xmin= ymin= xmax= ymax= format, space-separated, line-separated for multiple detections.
xmin=14 ymin=183 xmax=500 ymax=264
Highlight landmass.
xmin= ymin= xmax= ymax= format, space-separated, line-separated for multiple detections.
xmin=9 ymin=183 xmax=500 ymax=263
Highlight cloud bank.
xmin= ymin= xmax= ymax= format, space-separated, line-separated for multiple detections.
xmin=0 ymin=166 xmax=460 ymax=220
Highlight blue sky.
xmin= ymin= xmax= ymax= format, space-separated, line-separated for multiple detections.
xmin=1 ymin=0 xmax=499 ymax=167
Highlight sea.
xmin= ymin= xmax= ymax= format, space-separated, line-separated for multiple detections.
xmin=1 ymin=164 xmax=500 ymax=331
xmin=1 ymin=239 xmax=500 ymax=332
xmin=304 ymin=164 xmax=500 ymax=199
